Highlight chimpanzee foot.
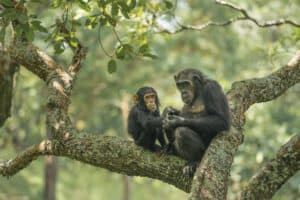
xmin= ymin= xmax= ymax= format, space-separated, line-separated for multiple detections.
xmin=183 ymin=162 xmax=198 ymax=177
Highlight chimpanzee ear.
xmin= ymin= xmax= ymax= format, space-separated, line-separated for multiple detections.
xmin=133 ymin=95 xmax=139 ymax=105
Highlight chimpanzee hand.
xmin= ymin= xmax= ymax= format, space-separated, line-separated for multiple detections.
xmin=162 ymin=107 xmax=180 ymax=118
xmin=162 ymin=114 xmax=185 ymax=129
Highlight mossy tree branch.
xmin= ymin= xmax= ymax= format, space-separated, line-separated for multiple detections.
xmin=188 ymin=52 xmax=300 ymax=199
xmin=240 ymin=134 xmax=300 ymax=199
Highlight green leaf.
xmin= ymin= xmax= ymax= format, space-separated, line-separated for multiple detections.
xmin=31 ymin=21 xmax=48 ymax=33
xmin=128 ymin=0 xmax=136 ymax=10
xmin=99 ymin=17 xmax=107 ymax=26
xmin=165 ymin=0 xmax=173 ymax=9
xmin=118 ymin=2 xmax=130 ymax=19
xmin=104 ymin=13 xmax=116 ymax=27
xmin=0 ymin=0 xmax=14 ymax=6
xmin=77 ymin=0 xmax=91 ymax=12
xmin=53 ymin=0 xmax=62 ymax=8
xmin=0 ymin=8 xmax=17 ymax=19
xmin=107 ymin=59 xmax=117 ymax=74
xmin=143 ymin=53 xmax=158 ymax=59
xmin=69 ymin=38 xmax=78 ymax=48
xmin=116 ymin=46 xmax=125 ymax=59
xmin=25 ymin=26 xmax=35 ymax=42
xmin=16 ymin=13 xmax=28 ymax=24
xmin=111 ymin=3 xmax=119 ymax=16
xmin=122 ymin=43 xmax=133 ymax=52
xmin=54 ymin=42 xmax=65 ymax=54
xmin=138 ymin=43 xmax=149 ymax=54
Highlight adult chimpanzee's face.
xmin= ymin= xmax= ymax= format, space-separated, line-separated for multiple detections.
xmin=144 ymin=92 xmax=157 ymax=112
xmin=176 ymin=80 xmax=195 ymax=105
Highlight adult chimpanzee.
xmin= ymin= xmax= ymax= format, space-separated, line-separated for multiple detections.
xmin=162 ymin=68 xmax=231 ymax=175
xmin=128 ymin=87 xmax=166 ymax=151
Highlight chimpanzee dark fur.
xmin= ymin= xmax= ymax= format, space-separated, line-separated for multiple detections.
xmin=128 ymin=87 xmax=166 ymax=151
xmin=163 ymin=68 xmax=231 ymax=175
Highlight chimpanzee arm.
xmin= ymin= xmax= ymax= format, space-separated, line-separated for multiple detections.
xmin=203 ymin=80 xmax=231 ymax=127
xmin=138 ymin=111 xmax=162 ymax=129
xmin=127 ymin=106 xmax=141 ymax=141
xmin=157 ymin=128 xmax=166 ymax=147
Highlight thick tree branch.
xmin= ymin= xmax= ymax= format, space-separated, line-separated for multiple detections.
xmin=229 ymin=51 xmax=300 ymax=113
xmin=0 ymin=135 xmax=192 ymax=192
xmin=0 ymin=52 xmax=18 ymax=127
xmin=8 ymin=40 xmax=62 ymax=82
xmin=188 ymin=52 xmax=300 ymax=199
xmin=240 ymin=134 xmax=300 ymax=199
xmin=0 ymin=140 xmax=57 ymax=177
xmin=188 ymin=128 xmax=243 ymax=200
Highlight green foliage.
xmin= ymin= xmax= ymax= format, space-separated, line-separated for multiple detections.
xmin=107 ymin=59 xmax=117 ymax=73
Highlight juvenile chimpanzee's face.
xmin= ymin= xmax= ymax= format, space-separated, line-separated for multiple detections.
xmin=176 ymin=80 xmax=195 ymax=105
xmin=144 ymin=92 xmax=157 ymax=112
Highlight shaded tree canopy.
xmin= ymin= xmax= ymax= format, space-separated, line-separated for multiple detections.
xmin=0 ymin=0 xmax=299 ymax=199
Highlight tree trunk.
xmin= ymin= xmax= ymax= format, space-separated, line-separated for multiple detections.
xmin=121 ymin=95 xmax=131 ymax=200
xmin=44 ymin=156 xmax=57 ymax=200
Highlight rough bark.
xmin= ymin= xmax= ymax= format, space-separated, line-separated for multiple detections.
xmin=188 ymin=51 xmax=300 ymax=199
xmin=0 ymin=136 xmax=192 ymax=192
xmin=1 ymin=3 xmax=299 ymax=198
xmin=44 ymin=156 xmax=57 ymax=200
xmin=240 ymin=134 xmax=300 ymax=200
xmin=0 ymin=52 xmax=18 ymax=127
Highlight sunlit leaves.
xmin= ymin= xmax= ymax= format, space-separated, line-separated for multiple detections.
xmin=1 ymin=0 xmax=168 ymax=63
xmin=77 ymin=0 xmax=91 ymax=12
xmin=164 ymin=0 xmax=173 ymax=9
xmin=31 ymin=21 xmax=48 ymax=33
xmin=0 ymin=0 xmax=14 ymax=6
xmin=111 ymin=2 xmax=119 ymax=16
xmin=0 ymin=8 xmax=17 ymax=19
xmin=24 ymin=26 xmax=35 ymax=42
xmin=85 ymin=16 xmax=98 ymax=29
xmin=53 ymin=0 xmax=62 ymax=8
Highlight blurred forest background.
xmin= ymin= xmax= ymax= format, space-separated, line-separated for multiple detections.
xmin=0 ymin=0 xmax=300 ymax=199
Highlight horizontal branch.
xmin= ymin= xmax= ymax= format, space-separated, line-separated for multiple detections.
xmin=0 ymin=140 xmax=57 ymax=176
xmin=0 ymin=135 xmax=192 ymax=192
xmin=240 ymin=134 xmax=300 ymax=199
xmin=228 ymin=51 xmax=300 ymax=114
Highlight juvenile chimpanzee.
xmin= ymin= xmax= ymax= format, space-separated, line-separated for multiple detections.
xmin=162 ymin=68 xmax=231 ymax=175
xmin=128 ymin=87 xmax=166 ymax=151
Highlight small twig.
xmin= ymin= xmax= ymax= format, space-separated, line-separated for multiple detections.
xmin=112 ymin=27 xmax=123 ymax=45
xmin=68 ymin=43 xmax=87 ymax=77
xmin=215 ymin=0 xmax=300 ymax=28
xmin=157 ymin=0 xmax=300 ymax=34
xmin=97 ymin=24 xmax=113 ymax=57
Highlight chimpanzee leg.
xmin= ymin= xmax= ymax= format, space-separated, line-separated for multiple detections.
xmin=136 ymin=130 xmax=156 ymax=151
xmin=173 ymin=127 xmax=206 ymax=176
xmin=163 ymin=128 xmax=177 ymax=154
xmin=173 ymin=127 xmax=206 ymax=161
